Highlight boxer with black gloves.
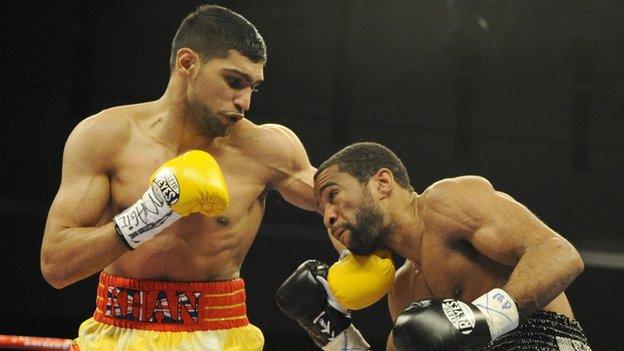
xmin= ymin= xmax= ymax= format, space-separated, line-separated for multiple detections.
xmin=307 ymin=142 xmax=591 ymax=351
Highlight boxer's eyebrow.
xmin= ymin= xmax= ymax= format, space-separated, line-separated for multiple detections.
xmin=223 ymin=69 xmax=263 ymax=86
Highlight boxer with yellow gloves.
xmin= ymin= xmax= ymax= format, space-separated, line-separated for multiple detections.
xmin=276 ymin=250 xmax=394 ymax=350
xmin=41 ymin=5 xmax=322 ymax=350
xmin=73 ymin=151 xmax=250 ymax=350
xmin=114 ymin=150 xmax=229 ymax=249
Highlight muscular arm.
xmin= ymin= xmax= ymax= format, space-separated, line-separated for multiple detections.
xmin=260 ymin=124 xmax=347 ymax=252
xmin=41 ymin=115 xmax=128 ymax=289
xmin=436 ymin=176 xmax=584 ymax=319
xmin=263 ymin=123 xmax=318 ymax=212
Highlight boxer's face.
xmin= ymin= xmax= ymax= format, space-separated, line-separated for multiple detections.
xmin=187 ymin=49 xmax=264 ymax=137
xmin=315 ymin=166 xmax=390 ymax=255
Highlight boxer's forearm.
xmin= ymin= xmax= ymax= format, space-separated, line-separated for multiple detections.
xmin=40 ymin=222 xmax=127 ymax=289
xmin=503 ymin=236 xmax=584 ymax=319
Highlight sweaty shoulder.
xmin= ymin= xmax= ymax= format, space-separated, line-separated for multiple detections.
xmin=232 ymin=120 xmax=310 ymax=170
xmin=427 ymin=176 xmax=494 ymax=198
xmin=241 ymin=121 xmax=305 ymax=152
xmin=64 ymin=105 xmax=136 ymax=172
xmin=421 ymin=176 xmax=496 ymax=231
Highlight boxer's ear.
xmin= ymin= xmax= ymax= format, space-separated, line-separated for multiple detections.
xmin=175 ymin=48 xmax=199 ymax=77
xmin=370 ymin=168 xmax=394 ymax=199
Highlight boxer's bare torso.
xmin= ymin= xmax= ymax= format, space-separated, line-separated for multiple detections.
xmin=43 ymin=101 xmax=316 ymax=285
xmin=388 ymin=178 xmax=574 ymax=322
xmin=383 ymin=177 xmax=578 ymax=350
xmin=108 ymin=105 xmax=316 ymax=281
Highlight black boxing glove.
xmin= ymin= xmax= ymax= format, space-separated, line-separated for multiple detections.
xmin=393 ymin=289 xmax=519 ymax=351
xmin=275 ymin=260 xmax=370 ymax=350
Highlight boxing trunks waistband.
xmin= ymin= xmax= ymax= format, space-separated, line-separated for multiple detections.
xmin=93 ymin=272 xmax=249 ymax=332
xmin=482 ymin=310 xmax=591 ymax=350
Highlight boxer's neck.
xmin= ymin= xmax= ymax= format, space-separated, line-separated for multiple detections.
xmin=384 ymin=191 xmax=424 ymax=261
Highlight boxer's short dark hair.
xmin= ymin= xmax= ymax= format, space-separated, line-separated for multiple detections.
xmin=169 ymin=4 xmax=267 ymax=71
xmin=316 ymin=142 xmax=413 ymax=191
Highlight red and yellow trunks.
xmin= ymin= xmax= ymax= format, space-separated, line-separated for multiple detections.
xmin=74 ymin=272 xmax=264 ymax=351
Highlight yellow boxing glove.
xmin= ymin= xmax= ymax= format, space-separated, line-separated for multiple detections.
xmin=151 ymin=150 xmax=229 ymax=216
xmin=114 ymin=150 xmax=229 ymax=249
xmin=327 ymin=250 xmax=396 ymax=310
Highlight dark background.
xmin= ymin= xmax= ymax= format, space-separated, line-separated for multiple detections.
xmin=1 ymin=1 xmax=623 ymax=350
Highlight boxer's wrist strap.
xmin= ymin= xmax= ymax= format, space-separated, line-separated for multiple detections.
xmin=472 ymin=288 xmax=520 ymax=340
xmin=322 ymin=324 xmax=370 ymax=351
xmin=113 ymin=184 xmax=181 ymax=249
xmin=114 ymin=223 xmax=135 ymax=250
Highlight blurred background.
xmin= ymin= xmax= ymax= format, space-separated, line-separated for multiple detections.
xmin=1 ymin=0 xmax=623 ymax=349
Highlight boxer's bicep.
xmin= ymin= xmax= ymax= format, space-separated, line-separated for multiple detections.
xmin=468 ymin=190 xmax=558 ymax=267
xmin=262 ymin=123 xmax=318 ymax=211
xmin=43 ymin=119 xmax=112 ymax=245
xmin=46 ymin=164 xmax=110 ymax=237
xmin=276 ymin=164 xmax=317 ymax=211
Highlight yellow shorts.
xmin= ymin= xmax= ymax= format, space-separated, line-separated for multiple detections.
xmin=73 ymin=272 xmax=264 ymax=351
xmin=75 ymin=317 xmax=263 ymax=351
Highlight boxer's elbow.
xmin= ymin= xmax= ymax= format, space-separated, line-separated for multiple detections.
xmin=565 ymin=249 xmax=585 ymax=293
xmin=553 ymin=237 xmax=585 ymax=284
xmin=41 ymin=258 xmax=71 ymax=289
xmin=42 ymin=272 xmax=72 ymax=290
xmin=569 ymin=245 xmax=585 ymax=279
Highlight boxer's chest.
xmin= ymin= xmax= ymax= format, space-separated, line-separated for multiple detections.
xmin=418 ymin=238 xmax=507 ymax=301
xmin=109 ymin=144 xmax=271 ymax=226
